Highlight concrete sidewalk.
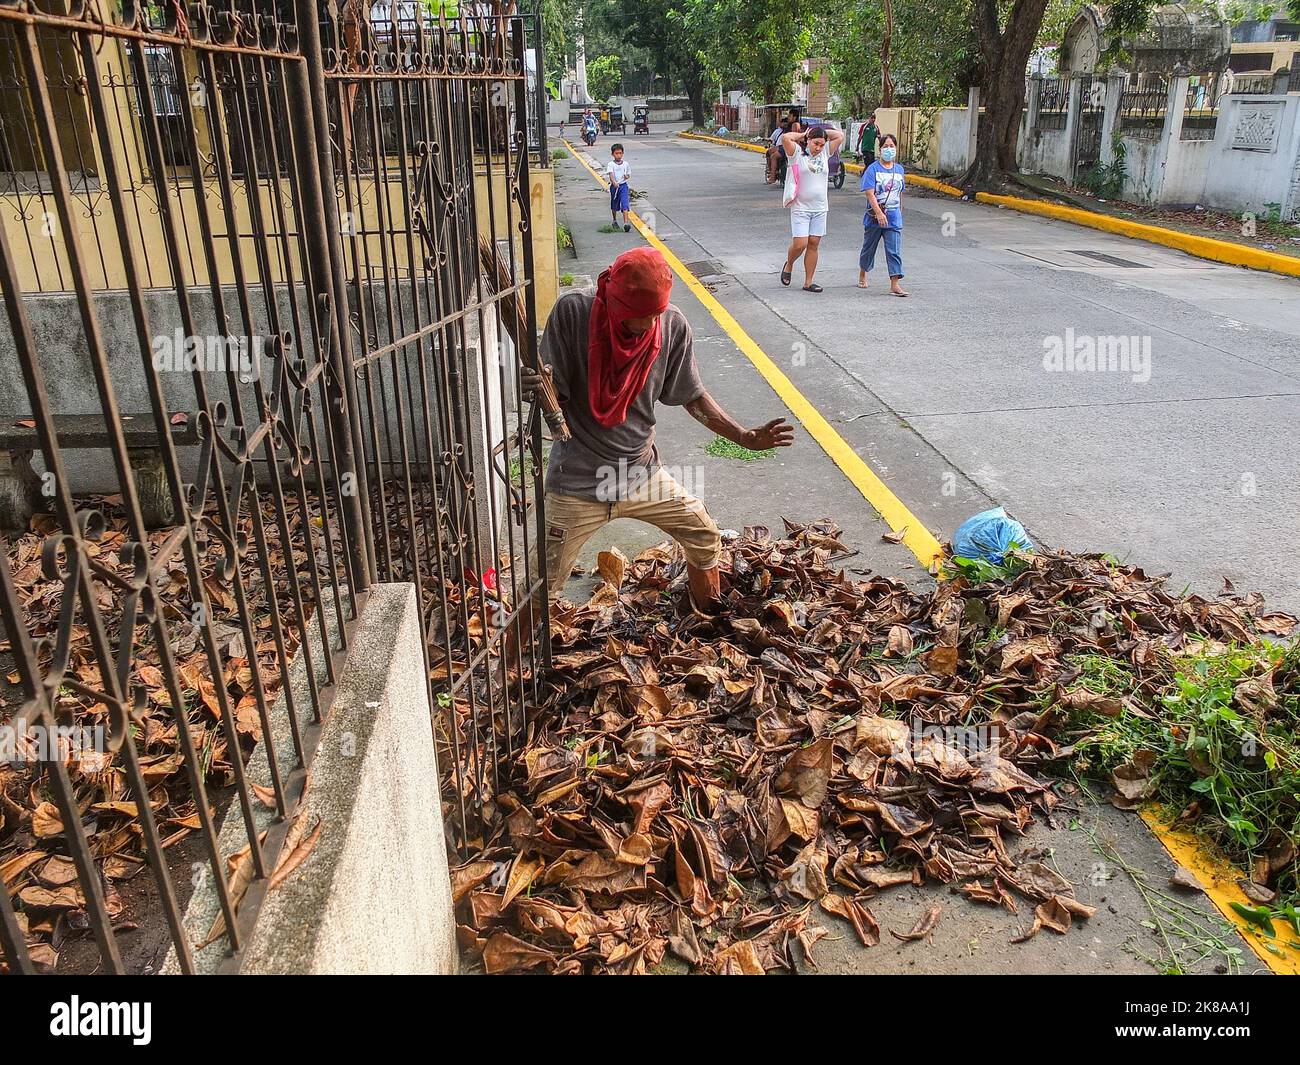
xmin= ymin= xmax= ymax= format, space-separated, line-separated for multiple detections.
xmin=545 ymin=136 xmax=1258 ymax=975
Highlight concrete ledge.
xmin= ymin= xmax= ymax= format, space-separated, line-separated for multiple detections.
xmin=676 ymin=131 xmax=1300 ymax=279
xmin=166 ymin=582 xmax=456 ymax=974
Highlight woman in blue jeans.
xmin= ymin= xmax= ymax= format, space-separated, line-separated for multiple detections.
xmin=858 ymin=134 xmax=908 ymax=296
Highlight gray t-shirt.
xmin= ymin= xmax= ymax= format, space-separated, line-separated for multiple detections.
xmin=540 ymin=292 xmax=704 ymax=500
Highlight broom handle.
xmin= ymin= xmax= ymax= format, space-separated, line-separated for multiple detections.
xmin=477 ymin=236 xmax=571 ymax=442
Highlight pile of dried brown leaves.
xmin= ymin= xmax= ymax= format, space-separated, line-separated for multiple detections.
xmin=456 ymin=519 xmax=1296 ymax=974
xmin=1 ymin=495 xmax=324 ymax=969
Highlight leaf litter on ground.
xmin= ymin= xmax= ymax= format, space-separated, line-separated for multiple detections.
xmin=456 ymin=518 xmax=1298 ymax=974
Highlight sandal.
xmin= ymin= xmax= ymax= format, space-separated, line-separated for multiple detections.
xmin=780 ymin=268 xmax=792 ymax=286
xmin=803 ymin=283 xmax=823 ymax=293
xmin=857 ymin=278 xmax=868 ymax=289
xmin=891 ymin=287 xmax=909 ymax=297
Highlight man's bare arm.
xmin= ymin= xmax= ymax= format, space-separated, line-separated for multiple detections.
xmin=684 ymin=391 xmax=794 ymax=451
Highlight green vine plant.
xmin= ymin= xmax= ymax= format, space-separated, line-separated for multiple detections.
xmin=1081 ymin=135 xmax=1128 ymax=200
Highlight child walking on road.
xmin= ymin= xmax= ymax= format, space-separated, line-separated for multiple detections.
xmin=607 ymin=143 xmax=632 ymax=233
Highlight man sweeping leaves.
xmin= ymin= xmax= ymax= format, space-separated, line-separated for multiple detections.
xmin=523 ymin=247 xmax=793 ymax=611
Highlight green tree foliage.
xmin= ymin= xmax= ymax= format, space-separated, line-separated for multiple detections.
xmin=618 ymin=0 xmax=714 ymax=123
xmin=535 ymin=0 xmax=574 ymax=83
xmin=701 ymin=0 xmax=811 ymax=104
xmin=817 ymin=0 xmax=975 ymax=115
xmin=587 ymin=53 xmax=623 ymax=100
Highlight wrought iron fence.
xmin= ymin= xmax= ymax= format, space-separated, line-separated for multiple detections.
xmin=1071 ymin=75 xmax=1105 ymax=182
xmin=0 ymin=0 xmax=547 ymax=975
xmin=1181 ymin=73 xmax=1223 ymax=141
xmin=1119 ymin=76 xmax=1169 ymax=136
xmin=1035 ymin=77 xmax=1068 ymax=131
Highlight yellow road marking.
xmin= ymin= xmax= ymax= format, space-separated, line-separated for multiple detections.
xmin=562 ymin=139 xmax=942 ymax=568
xmin=678 ymin=131 xmax=1300 ymax=279
xmin=578 ymin=135 xmax=1300 ymax=975
xmin=1140 ymin=808 xmax=1300 ymax=974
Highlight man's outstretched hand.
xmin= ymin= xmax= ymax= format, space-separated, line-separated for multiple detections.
xmin=745 ymin=418 xmax=794 ymax=451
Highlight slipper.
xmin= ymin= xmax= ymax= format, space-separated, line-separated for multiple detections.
xmin=891 ymin=288 xmax=909 ymax=297
xmin=803 ymin=284 xmax=823 ymax=293
xmin=780 ymin=269 xmax=791 ymax=286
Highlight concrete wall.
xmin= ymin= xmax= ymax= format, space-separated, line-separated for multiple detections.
xmin=1004 ymin=71 xmax=1300 ymax=220
xmin=1114 ymin=87 xmax=1300 ymax=216
xmin=937 ymin=99 xmax=979 ymax=176
xmin=872 ymin=107 xmax=965 ymax=174
xmin=1202 ymin=94 xmax=1300 ymax=216
xmin=1119 ymin=131 xmax=1168 ymax=202
xmin=165 ymin=582 xmax=458 ymax=975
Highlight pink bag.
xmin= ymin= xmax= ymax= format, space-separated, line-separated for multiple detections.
xmin=782 ymin=148 xmax=800 ymax=208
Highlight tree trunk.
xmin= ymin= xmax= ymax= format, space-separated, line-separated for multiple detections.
xmin=960 ymin=0 xmax=1049 ymax=190
xmin=881 ymin=0 xmax=894 ymax=107
xmin=683 ymin=68 xmax=707 ymax=127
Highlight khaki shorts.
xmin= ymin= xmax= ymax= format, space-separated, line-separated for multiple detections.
xmin=536 ymin=468 xmax=721 ymax=599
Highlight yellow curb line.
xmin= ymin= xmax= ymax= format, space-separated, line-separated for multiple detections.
xmin=678 ymin=131 xmax=1300 ymax=279
xmin=1140 ymin=808 xmax=1300 ymax=974
xmin=562 ymin=138 xmax=942 ymax=569
xmin=616 ymin=135 xmax=1298 ymax=974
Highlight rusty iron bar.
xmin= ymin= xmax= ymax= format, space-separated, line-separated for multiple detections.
xmin=0 ymin=0 xmax=549 ymax=975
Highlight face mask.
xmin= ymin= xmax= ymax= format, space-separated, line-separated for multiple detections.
xmin=880 ymin=146 xmax=897 ymax=162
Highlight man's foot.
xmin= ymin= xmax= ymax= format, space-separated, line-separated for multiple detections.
xmin=803 ymin=283 xmax=824 ymax=293
xmin=780 ymin=268 xmax=792 ymax=286
xmin=624 ymin=223 xmax=631 ymax=233
xmin=857 ymin=275 xmax=868 ymax=289
xmin=687 ymin=564 xmax=722 ymax=614
xmin=891 ymin=285 xmax=909 ymax=297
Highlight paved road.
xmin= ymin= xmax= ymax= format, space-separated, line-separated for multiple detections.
xmin=549 ymin=132 xmax=1270 ymax=974
xmin=585 ymin=125 xmax=1300 ymax=616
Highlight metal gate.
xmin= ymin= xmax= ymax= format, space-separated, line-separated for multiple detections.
xmin=315 ymin=1 xmax=550 ymax=850
xmin=1071 ymin=75 xmax=1105 ymax=183
xmin=0 ymin=1 xmax=547 ymax=975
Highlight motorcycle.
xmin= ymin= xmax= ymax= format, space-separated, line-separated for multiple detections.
xmin=582 ymin=125 xmax=597 ymax=147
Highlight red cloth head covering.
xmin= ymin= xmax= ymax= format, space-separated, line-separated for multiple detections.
xmin=587 ymin=247 xmax=673 ymax=429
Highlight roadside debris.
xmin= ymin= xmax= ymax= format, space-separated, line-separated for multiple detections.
xmin=951 ymin=506 xmax=1033 ymax=565
xmin=457 ymin=519 xmax=1297 ymax=973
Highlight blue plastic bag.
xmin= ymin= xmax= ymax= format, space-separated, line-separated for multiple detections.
xmin=952 ymin=507 xmax=1033 ymax=564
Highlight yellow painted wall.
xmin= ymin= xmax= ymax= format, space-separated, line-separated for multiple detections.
xmin=872 ymin=106 xmax=946 ymax=170
xmin=1 ymin=36 xmax=559 ymax=327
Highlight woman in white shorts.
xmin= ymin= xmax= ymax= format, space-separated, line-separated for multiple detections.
xmin=780 ymin=124 xmax=844 ymax=293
